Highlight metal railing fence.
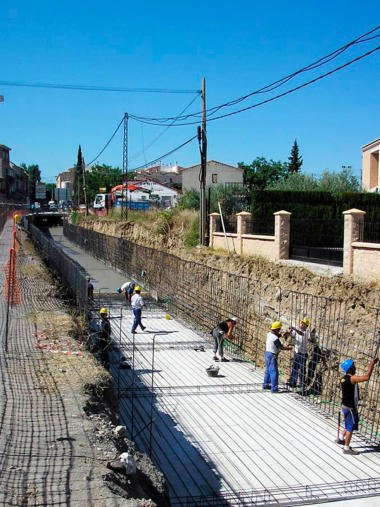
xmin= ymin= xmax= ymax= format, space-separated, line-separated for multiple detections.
xmin=215 ymin=217 xmax=237 ymax=233
xmin=359 ymin=221 xmax=380 ymax=244
xmin=246 ymin=218 xmax=274 ymax=236
xmin=30 ymin=224 xmax=88 ymax=312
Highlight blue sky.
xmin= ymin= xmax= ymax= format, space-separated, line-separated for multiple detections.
xmin=0 ymin=1 xmax=379 ymax=183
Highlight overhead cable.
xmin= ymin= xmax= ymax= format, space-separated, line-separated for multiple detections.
xmin=0 ymin=80 xmax=200 ymax=94
xmin=202 ymin=45 xmax=380 ymax=123
xmin=128 ymin=135 xmax=197 ymax=172
xmin=131 ymin=43 xmax=380 ymax=126
xmin=129 ymin=25 xmax=380 ymax=125
xmin=129 ymin=93 xmax=200 ymax=163
xmin=87 ymin=116 xmax=124 ymax=165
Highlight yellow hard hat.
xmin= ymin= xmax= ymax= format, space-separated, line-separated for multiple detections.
xmin=301 ymin=318 xmax=310 ymax=326
xmin=135 ymin=286 xmax=141 ymax=291
xmin=99 ymin=307 xmax=108 ymax=315
xmin=14 ymin=214 xmax=20 ymax=222
xmin=271 ymin=321 xmax=282 ymax=330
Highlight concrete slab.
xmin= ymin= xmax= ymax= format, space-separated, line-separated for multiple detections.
xmin=56 ymin=230 xmax=380 ymax=505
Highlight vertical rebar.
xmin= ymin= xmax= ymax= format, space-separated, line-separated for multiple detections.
xmin=149 ymin=334 xmax=156 ymax=458
xmin=131 ymin=331 xmax=135 ymax=440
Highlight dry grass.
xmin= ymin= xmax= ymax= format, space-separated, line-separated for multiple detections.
xmin=17 ymin=261 xmax=51 ymax=281
xmin=46 ymin=353 xmax=111 ymax=392
xmin=35 ymin=310 xmax=73 ymax=331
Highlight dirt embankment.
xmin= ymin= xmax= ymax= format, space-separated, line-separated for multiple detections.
xmin=78 ymin=213 xmax=380 ymax=312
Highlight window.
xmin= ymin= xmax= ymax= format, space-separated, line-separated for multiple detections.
xmin=212 ymin=173 xmax=218 ymax=184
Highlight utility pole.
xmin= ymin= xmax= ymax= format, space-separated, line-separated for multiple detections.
xmin=199 ymin=77 xmax=207 ymax=246
xmin=82 ymin=156 xmax=88 ymax=217
xmin=122 ymin=113 xmax=129 ymax=220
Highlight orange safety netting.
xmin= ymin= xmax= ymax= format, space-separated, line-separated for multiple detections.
xmin=3 ymin=248 xmax=20 ymax=306
xmin=12 ymin=231 xmax=18 ymax=252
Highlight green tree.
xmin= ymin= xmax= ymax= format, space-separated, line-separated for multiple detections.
xmin=177 ymin=189 xmax=200 ymax=210
xmin=21 ymin=163 xmax=41 ymax=201
xmin=269 ymin=172 xmax=319 ymax=191
xmin=73 ymin=145 xmax=84 ymax=206
xmin=288 ymin=139 xmax=303 ymax=173
xmin=318 ymin=167 xmax=360 ymax=193
xmin=269 ymin=167 xmax=361 ymax=194
xmin=239 ymin=157 xmax=289 ymax=192
xmin=85 ymin=164 xmax=123 ymax=202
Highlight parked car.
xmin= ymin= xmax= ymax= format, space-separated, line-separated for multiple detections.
xmin=49 ymin=201 xmax=58 ymax=211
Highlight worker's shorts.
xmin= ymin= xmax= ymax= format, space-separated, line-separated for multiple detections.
xmin=342 ymin=407 xmax=359 ymax=432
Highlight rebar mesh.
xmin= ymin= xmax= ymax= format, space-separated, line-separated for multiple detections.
xmin=64 ymin=222 xmax=380 ymax=444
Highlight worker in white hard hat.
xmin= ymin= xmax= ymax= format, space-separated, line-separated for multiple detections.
xmin=263 ymin=321 xmax=292 ymax=393
xmin=288 ymin=317 xmax=314 ymax=391
xmin=131 ymin=286 xmax=146 ymax=333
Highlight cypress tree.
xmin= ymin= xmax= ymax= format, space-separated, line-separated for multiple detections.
xmin=73 ymin=145 xmax=84 ymax=206
xmin=288 ymin=139 xmax=303 ymax=173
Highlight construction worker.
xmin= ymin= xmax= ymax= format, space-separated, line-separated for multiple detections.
xmin=98 ymin=308 xmax=111 ymax=369
xmin=211 ymin=317 xmax=237 ymax=362
xmin=131 ymin=286 xmax=146 ymax=333
xmin=288 ymin=317 xmax=314 ymax=391
xmin=263 ymin=321 xmax=292 ymax=393
xmin=86 ymin=275 xmax=94 ymax=300
xmin=336 ymin=357 xmax=378 ymax=455
xmin=117 ymin=281 xmax=135 ymax=303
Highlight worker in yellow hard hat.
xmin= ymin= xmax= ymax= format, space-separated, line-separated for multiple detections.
xmin=263 ymin=321 xmax=292 ymax=392
xmin=131 ymin=286 xmax=146 ymax=333
xmin=287 ymin=317 xmax=313 ymax=391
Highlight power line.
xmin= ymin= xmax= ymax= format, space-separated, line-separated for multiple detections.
xmin=204 ymin=45 xmax=380 ymax=123
xmin=131 ymin=43 xmax=380 ymax=126
xmin=128 ymin=135 xmax=197 ymax=172
xmin=129 ymin=25 xmax=380 ymax=125
xmin=88 ymin=95 xmax=200 ymax=169
xmin=87 ymin=116 xmax=124 ymax=165
xmin=129 ymin=93 xmax=200 ymax=163
xmin=0 ymin=80 xmax=200 ymax=94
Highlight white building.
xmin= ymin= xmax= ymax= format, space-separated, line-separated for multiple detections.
xmin=130 ymin=179 xmax=181 ymax=206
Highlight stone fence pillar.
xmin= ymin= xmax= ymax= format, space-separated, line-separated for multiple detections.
xmin=236 ymin=211 xmax=251 ymax=255
xmin=209 ymin=212 xmax=220 ymax=248
xmin=343 ymin=208 xmax=365 ymax=275
xmin=273 ymin=210 xmax=291 ymax=260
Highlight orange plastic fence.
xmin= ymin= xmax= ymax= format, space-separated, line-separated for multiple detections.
xmin=3 ymin=246 xmax=20 ymax=306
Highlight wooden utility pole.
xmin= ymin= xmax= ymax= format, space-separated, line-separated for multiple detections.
xmin=82 ymin=156 xmax=88 ymax=216
xmin=199 ymin=77 xmax=207 ymax=246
